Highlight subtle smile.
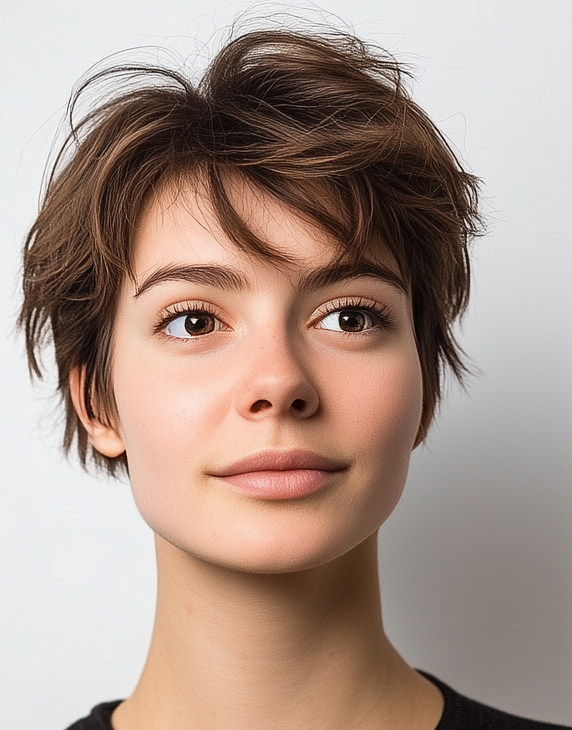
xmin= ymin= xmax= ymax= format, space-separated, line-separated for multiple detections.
xmin=210 ymin=449 xmax=348 ymax=500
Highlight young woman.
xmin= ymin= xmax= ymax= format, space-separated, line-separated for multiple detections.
xmin=19 ymin=25 xmax=570 ymax=730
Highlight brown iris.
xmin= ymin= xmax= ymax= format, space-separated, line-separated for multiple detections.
xmin=184 ymin=313 xmax=216 ymax=335
xmin=338 ymin=311 xmax=368 ymax=332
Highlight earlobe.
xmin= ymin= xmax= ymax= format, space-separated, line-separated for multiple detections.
xmin=69 ymin=367 xmax=126 ymax=458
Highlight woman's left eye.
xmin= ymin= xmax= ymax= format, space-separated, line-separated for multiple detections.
xmin=316 ymin=309 xmax=379 ymax=333
xmin=163 ymin=311 xmax=222 ymax=338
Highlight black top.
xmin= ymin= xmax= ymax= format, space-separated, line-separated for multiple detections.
xmin=65 ymin=672 xmax=571 ymax=729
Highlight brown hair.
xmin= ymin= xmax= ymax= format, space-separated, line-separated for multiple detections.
xmin=19 ymin=27 xmax=482 ymax=475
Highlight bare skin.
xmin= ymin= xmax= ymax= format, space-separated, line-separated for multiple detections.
xmin=72 ymin=183 xmax=443 ymax=729
xmin=111 ymin=534 xmax=443 ymax=730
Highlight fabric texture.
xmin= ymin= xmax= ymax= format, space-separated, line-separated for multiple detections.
xmin=65 ymin=673 xmax=571 ymax=729
xmin=65 ymin=700 xmax=121 ymax=730
xmin=419 ymin=673 xmax=570 ymax=729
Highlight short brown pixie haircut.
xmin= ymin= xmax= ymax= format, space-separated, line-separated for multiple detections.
xmin=20 ymin=27 xmax=482 ymax=476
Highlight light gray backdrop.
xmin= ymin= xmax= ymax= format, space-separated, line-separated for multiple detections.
xmin=1 ymin=1 xmax=570 ymax=728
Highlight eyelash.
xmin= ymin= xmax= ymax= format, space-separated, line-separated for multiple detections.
xmin=315 ymin=297 xmax=395 ymax=333
xmin=154 ymin=297 xmax=395 ymax=338
xmin=153 ymin=301 xmax=226 ymax=335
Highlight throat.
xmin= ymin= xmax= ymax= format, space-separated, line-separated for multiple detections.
xmin=112 ymin=534 xmax=442 ymax=730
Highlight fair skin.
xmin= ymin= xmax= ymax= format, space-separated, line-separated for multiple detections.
xmin=71 ymin=181 xmax=443 ymax=729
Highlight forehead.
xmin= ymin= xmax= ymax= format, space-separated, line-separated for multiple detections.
xmin=134 ymin=183 xmax=324 ymax=270
xmin=131 ymin=179 xmax=402 ymax=287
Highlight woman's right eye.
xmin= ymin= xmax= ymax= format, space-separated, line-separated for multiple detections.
xmin=163 ymin=311 xmax=221 ymax=339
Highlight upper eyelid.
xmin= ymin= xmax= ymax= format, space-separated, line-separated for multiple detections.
xmin=319 ymin=296 xmax=383 ymax=310
xmin=160 ymin=300 xmax=220 ymax=317
xmin=312 ymin=296 xmax=391 ymax=317
xmin=154 ymin=300 xmax=226 ymax=332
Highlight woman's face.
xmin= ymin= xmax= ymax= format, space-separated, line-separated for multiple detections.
xmin=102 ymin=184 xmax=423 ymax=573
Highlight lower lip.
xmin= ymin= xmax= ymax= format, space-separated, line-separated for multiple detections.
xmin=216 ymin=469 xmax=337 ymax=500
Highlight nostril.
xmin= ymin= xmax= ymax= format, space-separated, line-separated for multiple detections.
xmin=291 ymin=399 xmax=306 ymax=412
xmin=251 ymin=399 xmax=272 ymax=413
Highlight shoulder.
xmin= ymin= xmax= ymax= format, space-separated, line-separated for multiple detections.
xmin=419 ymin=672 xmax=571 ymax=730
xmin=64 ymin=700 xmax=123 ymax=730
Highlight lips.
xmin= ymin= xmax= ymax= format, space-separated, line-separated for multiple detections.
xmin=212 ymin=449 xmax=347 ymax=476
xmin=209 ymin=449 xmax=348 ymax=500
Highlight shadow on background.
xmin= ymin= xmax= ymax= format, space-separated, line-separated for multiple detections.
xmin=380 ymin=381 xmax=572 ymax=725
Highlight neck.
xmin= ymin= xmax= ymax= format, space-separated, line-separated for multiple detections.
xmin=114 ymin=533 xmax=442 ymax=730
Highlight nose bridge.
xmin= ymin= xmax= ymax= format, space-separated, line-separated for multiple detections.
xmin=236 ymin=324 xmax=319 ymax=419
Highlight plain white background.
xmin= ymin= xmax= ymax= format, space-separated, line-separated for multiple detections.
xmin=1 ymin=1 xmax=570 ymax=728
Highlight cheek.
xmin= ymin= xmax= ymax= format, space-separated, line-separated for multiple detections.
xmin=110 ymin=354 xmax=233 ymax=541
xmin=111 ymin=348 xmax=228 ymax=482
xmin=326 ymin=345 xmax=423 ymax=454
xmin=322 ymin=344 xmax=423 ymax=526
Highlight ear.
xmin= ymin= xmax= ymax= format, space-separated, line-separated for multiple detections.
xmin=69 ymin=367 xmax=126 ymax=458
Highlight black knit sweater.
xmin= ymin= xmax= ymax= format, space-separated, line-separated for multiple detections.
xmin=65 ymin=672 xmax=571 ymax=729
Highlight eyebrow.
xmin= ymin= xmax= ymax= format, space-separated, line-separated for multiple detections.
xmin=133 ymin=261 xmax=406 ymax=299
xmin=134 ymin=264 xmax=247 ymax=298
xmin=297 ymin=261 xmax=406 ymax=294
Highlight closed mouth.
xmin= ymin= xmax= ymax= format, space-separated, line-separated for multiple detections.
xmin=210 ymin=448 xmax=348 ymax=478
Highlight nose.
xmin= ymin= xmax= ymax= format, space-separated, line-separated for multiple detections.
xmin=234 ymin=333 xmax=319 ymax=421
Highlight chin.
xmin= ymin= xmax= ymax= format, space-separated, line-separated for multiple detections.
xmin=152 ymin=500 xmax=390 ymax=576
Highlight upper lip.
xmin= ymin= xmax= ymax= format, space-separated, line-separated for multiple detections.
xmin=210 ymin=449 xmax=348 ymax=477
